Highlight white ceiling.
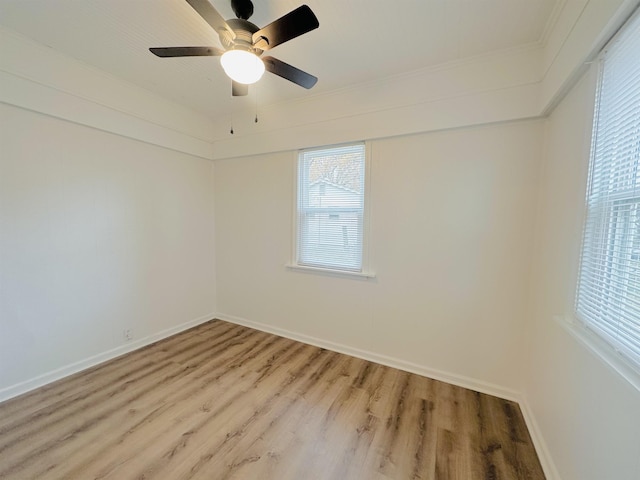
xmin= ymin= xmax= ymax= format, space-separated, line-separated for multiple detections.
xmin=0 ymin=0 xmax=562 ymax=121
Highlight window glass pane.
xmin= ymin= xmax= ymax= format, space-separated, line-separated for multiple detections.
xmin=297 ymin=143 xmax=366 ymax=271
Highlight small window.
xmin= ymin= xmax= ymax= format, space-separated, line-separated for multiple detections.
xmin=575 ymin=11 xmax=640 ymax=368
xmin=295 ymin=143 xmax=368 ymax=273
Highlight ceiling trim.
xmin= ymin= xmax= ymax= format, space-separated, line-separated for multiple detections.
xmin=210 ymin=82 xmax=542 ymax=160
xmin=0 ymin=70 xmax=214 ymax=160
xmin=538 ymin=0 xmax=568 ymax=47
xmin=0 ymin=27 xmax=216 ymax=158
xmin=208 ymin=45 xmax=543 ymax=158
xmin=3 ymin=0 xmax=636 ymax=162
xmin=540 ymin=0 xmax=640 ymax=114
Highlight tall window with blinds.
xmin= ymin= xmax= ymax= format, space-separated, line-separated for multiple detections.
xmin=296 ymin=143 xmax=366 ymax=272
xmin=575 ymin=11 xmax=640 ymax=368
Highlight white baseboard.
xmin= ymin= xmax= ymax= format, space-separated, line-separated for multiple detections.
xmin=0 ymin=311 xmax=560 ymax=480
xmin=518 ymin=396 xmax=562 ymax=480
xmin=0 ymin=313 xmax=215 ymax=403
xmin=217 ymin=312 xmax=560 ymax=479
xmin=215 ymin=312 xmax=521 ymax=401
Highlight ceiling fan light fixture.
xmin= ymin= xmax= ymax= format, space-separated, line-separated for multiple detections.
xmin=220 ymin=50 xmax=265 ymax=85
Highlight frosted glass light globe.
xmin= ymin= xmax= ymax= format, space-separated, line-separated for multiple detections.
xmin=220 ymin=50 xmax=265 ymax=85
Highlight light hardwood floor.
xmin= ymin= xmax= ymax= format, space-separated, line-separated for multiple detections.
xmin=0 ymin=320 xmax=545 ymax=479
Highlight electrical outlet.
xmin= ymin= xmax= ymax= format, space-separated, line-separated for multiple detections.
xmin=123 ymin=329 xmax=132 ymax=341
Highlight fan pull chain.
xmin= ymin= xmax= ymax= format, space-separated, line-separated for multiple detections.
xmin=255 ymin=86 xmax=259 ymax=123
xmin=230 ymin=112 xmax=234 ymax=135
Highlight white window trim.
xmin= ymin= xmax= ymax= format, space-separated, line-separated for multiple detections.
xmin=287 ymin=141 xmax=375 ymax=279
xmin=285 ymin=262 xmax=375 ymax=279
xmin=556 ymin=314 xmax=640 ymax=392
xmin=553 ymin=64 xmax=640 ymax=393
xmin=568 ymin=8 xmax=640 ymax=386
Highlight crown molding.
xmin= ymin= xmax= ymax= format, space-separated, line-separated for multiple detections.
xmin=540 ymin=0 xmax=640 ymax=114
xmin=0 ymin=27 xmax=216 ymax=159
xmin=210 ymin=46 xmax=543 ymax=158
xmin=3 ymin=0 xmax=637 ymax=162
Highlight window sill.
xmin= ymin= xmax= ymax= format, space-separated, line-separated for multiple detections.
xmin=554 ymin=315 xmax=640 ymax=392
xmin=285 ymin=263 xmax=376 ymax=279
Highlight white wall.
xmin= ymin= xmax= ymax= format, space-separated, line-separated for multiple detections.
xmin=2 ymin=3 xmax=639 ymax=476
xmin=214 ymin=120 xmax=542 ymax=395
xmin=524 ymin=71 xmax=640 ymax=480
xmin=0 ymin=103 xmax=216 ymax=399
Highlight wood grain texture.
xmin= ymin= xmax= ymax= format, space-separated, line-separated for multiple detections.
xmin=0 ymin=319 xmax=545 ymax=479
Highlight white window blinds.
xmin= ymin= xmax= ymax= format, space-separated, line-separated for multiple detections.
xmin=297 ymin=143 xmax=366 ymax=272
xmin=576 ymin=11 xmax=640 ymax=367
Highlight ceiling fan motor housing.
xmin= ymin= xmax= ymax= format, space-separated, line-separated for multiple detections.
xmin=221 ymin=18 xmax=263 ymax=55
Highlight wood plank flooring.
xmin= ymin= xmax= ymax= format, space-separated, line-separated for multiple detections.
xmin=0 ymin=320 xmax=545 ymax=479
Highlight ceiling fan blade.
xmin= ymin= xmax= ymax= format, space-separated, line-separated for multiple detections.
xmin=263 ymin=56 xmax=317 ymax=89
xmin=186 ymin=0 xmax=236 ymax=40
xmin=149 ymin=46 xmax=224 ymax=57
xmin=252 ymin=5 xmax=318 ymax=51
xmin=232 ymin=81 xmax=249 ymax=96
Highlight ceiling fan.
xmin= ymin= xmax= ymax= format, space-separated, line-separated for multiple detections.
xmin=150 ymin=0 xmax=319 ymax=96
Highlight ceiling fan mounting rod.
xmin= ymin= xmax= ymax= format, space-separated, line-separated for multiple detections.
xmin=231 ymin=0 xmax=254 ymax=20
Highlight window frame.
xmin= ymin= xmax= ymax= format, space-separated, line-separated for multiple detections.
xmin=289 ymin=142 xmax=374 ymax=278
xmin=574 ymin=9 xmax=640 ymax=374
